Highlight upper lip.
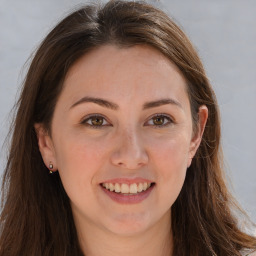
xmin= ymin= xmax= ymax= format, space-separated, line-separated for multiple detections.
xmin=100 ymin=178 xmax=154 ymax=185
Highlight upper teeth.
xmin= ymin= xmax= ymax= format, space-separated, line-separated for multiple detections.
xmin=102 ymin=182 xmax=152 ymax=194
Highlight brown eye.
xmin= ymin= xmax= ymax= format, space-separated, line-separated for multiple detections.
xmin=91 ymin=116 xmax=104 ymax=126
xmin=153 ymin=116 xmax=165 ymax=125
xmin=82 ymin=115 xmax=109 ymax=128
xmin=145 ymin=114 xmax=173 ymax=127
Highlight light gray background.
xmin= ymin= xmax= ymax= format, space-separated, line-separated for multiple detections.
xmin=0 ymin=0 xmax=255 ymax=222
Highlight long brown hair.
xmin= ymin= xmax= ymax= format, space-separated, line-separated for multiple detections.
xmin=1 ymin=1 xmax=255 ymax=255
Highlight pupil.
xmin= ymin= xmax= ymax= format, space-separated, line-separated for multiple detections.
xmin=92 ymin=117 xmax=103 ymax=125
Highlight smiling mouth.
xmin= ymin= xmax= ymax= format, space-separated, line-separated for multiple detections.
xmin=100 ymin=182 xmax=155 ymax=195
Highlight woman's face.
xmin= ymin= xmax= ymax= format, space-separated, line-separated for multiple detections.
xmin=37 ymin=45 xmax=207 ymax=236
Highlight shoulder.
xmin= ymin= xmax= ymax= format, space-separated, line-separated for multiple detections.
xmin=247 ymin=252 xmax=256 ymax=256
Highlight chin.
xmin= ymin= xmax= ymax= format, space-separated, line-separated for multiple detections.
xmin=105 ymin=212 xmax=153 ymax=236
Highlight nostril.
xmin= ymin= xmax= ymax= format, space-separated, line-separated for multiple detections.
xmin=110 ymin=139 xmax=149 ymax=169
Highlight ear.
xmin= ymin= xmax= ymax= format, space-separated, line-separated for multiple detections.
xmin=34 ymin=123 xmax=58 ymax=171
xmin=187 ymin=105 xmax=208 ymax=168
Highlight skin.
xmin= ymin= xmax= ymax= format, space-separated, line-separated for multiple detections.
xmin=35 ymin=45 xmax=208 ymax=256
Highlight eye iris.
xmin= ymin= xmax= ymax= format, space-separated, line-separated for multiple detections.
xmin=153 ymin=116 xmax=164 ymax=125
xmin=91 ymin=117 xmax=103 ymax=126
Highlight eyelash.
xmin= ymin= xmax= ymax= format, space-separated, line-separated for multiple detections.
xmin=145 ymin=114 xmax=174 ymax=128
xmin=80 ymin=113 xmax=174 ymax=129
xmin=80 ymin=114 xmax=110 ymax=129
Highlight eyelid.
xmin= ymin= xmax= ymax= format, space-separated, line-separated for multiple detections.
xmin=144 ymin=113 xmax=175 ymax=127
xmin=80 ymin=114 xmax=112 ymax=128
xmin=79 ymin=113 xmax=174 ymax=128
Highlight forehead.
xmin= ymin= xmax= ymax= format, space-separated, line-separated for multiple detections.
xmin=61 ymin=44 xmax=189 ymax=108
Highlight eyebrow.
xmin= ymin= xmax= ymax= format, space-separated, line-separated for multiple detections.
xmin=70 ymin=96 xmax=182 ymax=110
xmin=70 ymin=96 xmax=119 ymax=110
xmin=143 ymin=98 xmax=182 ymax=110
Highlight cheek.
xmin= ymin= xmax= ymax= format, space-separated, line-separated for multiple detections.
xmin=149 ymin=134 xmax=190 ymax=204
xmin=52 ymin=133 xmax=114 ymax=222
xmin=150 ymin=133 xmax=190 ymax=173
xmin=54 ymin=129 xmax=108 ymax=170
xmin=53 ymin=132 xmax=109 ymax=196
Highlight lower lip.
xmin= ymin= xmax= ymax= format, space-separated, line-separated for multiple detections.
xmin=101 ymin=184 xmax=155 ymax=204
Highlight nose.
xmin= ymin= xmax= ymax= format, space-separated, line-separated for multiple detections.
xmin=110 ymin=129 xmax=149 ymax=170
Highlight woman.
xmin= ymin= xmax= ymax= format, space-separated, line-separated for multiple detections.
xmin=0 ymin=0 xmax=255 ymax=255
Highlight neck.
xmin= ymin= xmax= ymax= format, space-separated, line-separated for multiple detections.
xmin=76 ymin=212 xmax=173 ymax=256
